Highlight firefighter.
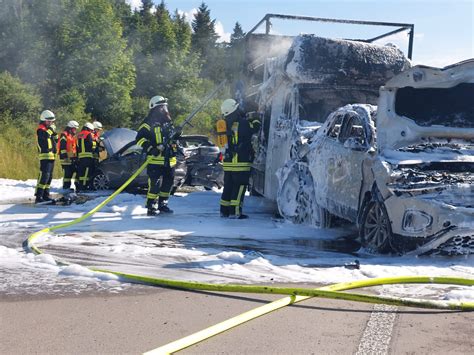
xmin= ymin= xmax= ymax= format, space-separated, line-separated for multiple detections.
xmin=35 ymin=110 xmax=58 ymax=203
xmin=58 ymin=120 xmax=79 ymax=191
xmin=91 ymin=121 xmax=104 ymax=180
xmin=76 ymin=122 xmax=96 ymax=191
xmin=136 ymin=95 xmax=181 ymax=216
xmin=219 ymin=99 xmax=261 ymax=219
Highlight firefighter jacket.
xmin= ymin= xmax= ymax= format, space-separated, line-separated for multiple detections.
xmin=223 ymin=112 xmax=261 ymax=172
xmin=37 ymin=123 xmax=57 ymax=161
xmin=135 ymin=120 xmax=177 ymax=167
xmin=92 ymin=131 xmax=101 ymax=160
xmin=77 ymin=129 xmax=96 ymax=159
xmin=58 ymin=129 xmax=77 ymax=165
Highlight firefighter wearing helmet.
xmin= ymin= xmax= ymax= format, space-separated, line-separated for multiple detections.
xmin=76 ymin=122 xmax=96 ymax=191
xmin=58 ymin=120 xmax=79 ymax=191
xmin=35 ymin=110 xmax=58 ymax=203
xmin=91 ymin=121 xmax=104 ymax=179
xmin=218 ymin=99 xmax=261 ymax=219
xmin=135 ymin=95 xmax=182 ymax=216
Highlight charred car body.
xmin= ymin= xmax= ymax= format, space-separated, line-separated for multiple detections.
xmin=252 ymin=35 xmax=411 ymax=201
xmin=277 ymin=60 xmax=474 ymax=255
xmin=92 ymin=128 xmax=223 ymax=192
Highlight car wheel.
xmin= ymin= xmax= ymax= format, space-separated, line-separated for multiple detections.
xmin=92 ymin=171 xmax=110 ymax=190
xmin=277 ymin=162 xmax=331 ymax=228
xmin=360 ymin=200 xmax=394 ymax=253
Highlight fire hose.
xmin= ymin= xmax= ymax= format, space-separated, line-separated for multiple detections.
xmin=25 ymin=158 xmax=474 ymax=354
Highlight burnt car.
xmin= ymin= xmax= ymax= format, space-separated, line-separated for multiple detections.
xmin=277 ymin=60 xmax=474 ymax=255
xmin=92 ymin=128 xmax=223 ymax=192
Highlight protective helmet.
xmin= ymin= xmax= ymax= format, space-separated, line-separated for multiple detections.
xmin=149 ymin=95 xmax=168 ymax=109
xmin=66 ymin=120 xmax=79 ymax=129
xmin=40 ymin=110 xmax=56 ymax=121
xmin=84 ymin=122 xmax=94 ymax=130
xmin=93 ymin=121 xmax=103 ymax=130
xmin=221 ymin=99 xmax=239 ymax=116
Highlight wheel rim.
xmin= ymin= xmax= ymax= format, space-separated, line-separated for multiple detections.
xmin=93 ymin=173 xmax=109 ymax=190
xmin=363 ymin=201 xmax=390 ymax=249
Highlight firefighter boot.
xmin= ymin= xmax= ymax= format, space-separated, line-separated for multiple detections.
xmin=220 ymin=205 xmax=229 ymax=218
xmin=42 ymin=189 xmax=53 ymax=202
xmin=158 ymin=199 xmax=173 ymax=214
xmin=146 ymin=200 xmax=159 ymax=216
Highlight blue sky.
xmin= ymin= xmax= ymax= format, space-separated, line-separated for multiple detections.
xmin=130 ymin=0 xmax=473 ymax=67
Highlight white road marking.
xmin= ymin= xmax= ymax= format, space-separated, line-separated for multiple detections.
xmin=356 ymin=304 xmax=398 ymax=355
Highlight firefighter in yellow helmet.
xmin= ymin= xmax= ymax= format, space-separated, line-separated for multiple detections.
xmin=135 ymin=95 xmax=181 ymax=216
xmin=35 ymin=110 xmax=58 ymax=203
xmin=218 ymin=99 xmax=261 ymax=219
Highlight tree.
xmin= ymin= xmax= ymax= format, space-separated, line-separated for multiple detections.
xmin=191 ymin=2 xmax=224 ymax=81
xmin=225 ymin=21 xmax=247 ymax=82
xmin=173 ymin=10 xmax=192 ymax=53
xmin=0 ymin=71 xmax=42 ymax=123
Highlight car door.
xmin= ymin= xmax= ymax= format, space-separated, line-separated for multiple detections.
xmin=311 ymin=112 xmax=345 ymax=213
xmin=326 ymin=112 xmax=371 ymax=221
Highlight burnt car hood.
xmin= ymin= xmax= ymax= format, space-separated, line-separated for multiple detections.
xmin=377 ymin=59 xmax=474 ymax=153
xmin=101 ymin=128 xmax=137 ymax=156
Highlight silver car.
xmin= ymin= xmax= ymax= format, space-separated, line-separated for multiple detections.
xmin=92 ymin=128 xmax=223 ymax=192
xmin=277 ymin=60 xmax=474 ymax=255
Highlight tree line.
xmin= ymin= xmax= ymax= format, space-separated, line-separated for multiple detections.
xmin=0 ymin=0 xmax=247 ymax=132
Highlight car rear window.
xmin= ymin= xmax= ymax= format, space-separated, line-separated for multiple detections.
xmin=395 ymin=83 xmax=474 ymax=128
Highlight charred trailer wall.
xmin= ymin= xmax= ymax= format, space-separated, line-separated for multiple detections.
xmin=284 ymin=35 xmax=412 ymax=87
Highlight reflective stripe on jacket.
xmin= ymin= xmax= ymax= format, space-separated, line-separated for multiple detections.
xmin=77 ymin=129 xmax=95 ymax=159
xmin=222 ymin=114 xmax=261 ymax=172
xmin=37 ymin=123 xmax=56 ymax=161
xmin=135 ymin=121 xmax=177 ymax=167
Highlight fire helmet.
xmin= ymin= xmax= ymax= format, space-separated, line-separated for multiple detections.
xmin=66 ymin=120 xmax=79 ymax=129
xmin=221 ymin=99 xmax=239 ymax=116
xmin=149 ymin=95 xmax=168 ymax=109
xmin=40 ymin=110 xmax=56 ymax=121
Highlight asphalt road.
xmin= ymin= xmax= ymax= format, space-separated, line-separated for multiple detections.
xmin=1 ymin=285 xmax=473 ymax=354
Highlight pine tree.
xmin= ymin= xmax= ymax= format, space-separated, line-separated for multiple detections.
xmin=173 ymin=10 xmax=192 ymax=53
xmin=230 ymin=22 xmax=245 ymax=45
xmin=191 ymin=2 xmax=224 ymax=81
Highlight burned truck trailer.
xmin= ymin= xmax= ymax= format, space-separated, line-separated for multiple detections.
xmin=250 ymin=33 xmax=411 ymax=199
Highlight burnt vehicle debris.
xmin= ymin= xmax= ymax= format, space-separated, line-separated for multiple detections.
xmin=92 ymin=128 xmax=223 ymax=192
xmin=276 ymin=60 xmax=474 ymax=256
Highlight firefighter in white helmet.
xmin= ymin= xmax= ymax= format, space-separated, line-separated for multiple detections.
xmin=76 ymin=122 xmax=96 ymax=191
xmin=218 ymin=99 xmax=261 ymax=219
xmin=91 ymin=121 xmax=104 ymax=180
xmin=135 ymin=95 xmax=181 ymax=216
xmin=58 ymin=120 xmax=79 ymax=191
xmin=35 ymin=110 xmax=58 ymax=203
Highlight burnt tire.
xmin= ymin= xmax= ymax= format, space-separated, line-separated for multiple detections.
xmin=277 ymin=162 xmax=331 ymax=228
xmin=91 ymin=171 xmax=110 ymax=190
xmin=360 ymin=200 xmax=394 ymax=253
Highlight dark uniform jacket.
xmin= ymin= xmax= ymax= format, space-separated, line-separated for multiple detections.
xmin=37 ymin=123 xmax=57 ymax=161
xmin=136 ymin=120 xmax=177 ymax=167
xmin=223 ymin=112 xmax=261 ymax=172
xmin=77 ymin=129 xmax=95 ymax=159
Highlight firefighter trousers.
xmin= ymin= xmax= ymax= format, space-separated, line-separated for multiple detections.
xmin=220 ymin=171 xmax=250 ymax=217
xmin=77 ymin=157 xmax=94 ymax=191
xmin=62 ymin=163 xmax=77 ymax=190
xmin=35 ymin=160 xmax=55 ymax=198
xmin=146 ymin=164 xmax=175 ymax=208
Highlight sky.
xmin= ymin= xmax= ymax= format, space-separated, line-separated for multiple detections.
xmin=127 ymin=0 xmax=473 ymax=67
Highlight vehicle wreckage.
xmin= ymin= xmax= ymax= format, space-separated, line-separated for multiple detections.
xmin=275 ymin=57 xmax=474 ymax=256
xmin=240 ymin=15 xmax=473 ymax=255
